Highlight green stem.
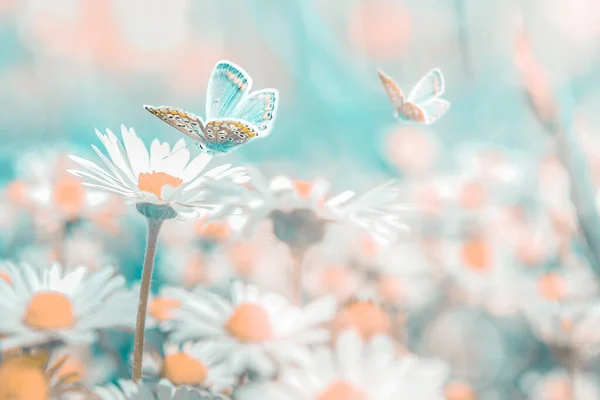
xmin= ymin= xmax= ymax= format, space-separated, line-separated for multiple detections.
xmin=132 ymin=218 xmax=163 ymax=383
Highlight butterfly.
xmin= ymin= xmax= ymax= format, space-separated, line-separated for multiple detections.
xmin=377 ymin=68 xmax=450 ymax=125
xmin=145 ymin=60 xmax=279 ymax=156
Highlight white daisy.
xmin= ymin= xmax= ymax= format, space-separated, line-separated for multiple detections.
xmin=140 ymin=342 xmax=236 ymax=391
xmin=68 ymin=125 xmax=249 ymax=219
xmin=238 ymin=170 xmax=410 ymax=245
xmin=236 ymin=329 xmax=449 ymax=400
xmin=369 ymin=243 xmax=440 ymax=310
xmin=166 ymin=281 xmax=337 ymax=378
xmin=441 ymin=234 xmax=528 ymax=316
xmin=0 ymin=262 xmax=136 ymax=351
xmin=6 ymin=149 xmax=124 ymax=233
xmin=94 ymin=379 xmax=232 ymax=400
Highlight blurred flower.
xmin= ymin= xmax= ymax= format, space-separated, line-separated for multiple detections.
xmin=50 ymin=344 xmax=116 ymax=386
xmin=443 ymin=380 xmax=478 ymax=400
xmin=0 ymin=349 xmax=86 ymax=399
xmin=370 ymin=243 xmax=439 ymax=310
xmin=241 ymin=171 xmax=410 ymax=247
xmin=7 ymin=150 xmax=124 ymax=234
xmin=0 ymin=262 xmax=135 ymax=350
xmin=141 ymin=342 xmax=235 ymax=390
xmin=69 ymin=126 xmax=249 ymax=220
xmin=442 ymin=234 xmax=527 ymax=315
xmin=522 ymin=369 xmax=600 ymax=400
xmin=333 ymin=300 xmax=392 ymax=340
xmin=383 ymin=126 xmax=439 ymax=176
xmin=236 ymin=329 xmax=449 ymax=400
xmin=304 ymin=261 xmax=364 ymax=303
xmin=166 ymin=281 xmax=337 ymax=377
xmin=95 ymin=379 xmax=232 ymax=400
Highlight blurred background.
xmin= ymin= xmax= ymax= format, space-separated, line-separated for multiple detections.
xmin=3 ymin=0 xmax=600 ymax=181
xmin=3 ymin=0 xmax=600 ymax=399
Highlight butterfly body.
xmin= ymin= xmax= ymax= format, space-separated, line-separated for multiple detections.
xmin=145 ymin=60 xmax=278 ymax=156
xmin=377 ymin=68 xmax=450 ymax=125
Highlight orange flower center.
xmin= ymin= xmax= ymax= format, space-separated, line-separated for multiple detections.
xmin=195 ymin=219 xmax=231 ymax=240
xmin=545 ymin=378 xmax=572 ymax=400
xmin=225 ymin=303 xmax=273 ymax=342
xmin=5 ymin=180 xmax=29 ymax=208
xmin=377 ymin=275 xmax=404 ymax=304
xmin=182 ymin=252 xmax=205 ymax=287
xmin=459 ymin=181 xmax=486 ymax=210
xmin=0 ymin=357 xmax=50 ymax=400
xmin=537 ymin=273 xmax=566 ymax=301
xmin=361 ymin=235 xmax=380 ymax=257
xmin=0 ymin=270 xmax=11 ymax=285
xmin=292 ymin=180 xmax=314 ymax=200
xmin=335 ymin=301 xmax=391 ymax=339
xmin=137 ymin=172 xmax=183 ymax=200
xmin=560 ymin=317 xmax=573 ymax=333
xmin=460 ymin=239 xmax=490 ymax=272
xmin=162 ymin=352 xmax=208 ymax=386
xmin=24 ymin=292 xmax=75 ymax=330
xmin=316 ymin=380 xmax=369 ymax=400
xmin=444 ymin=381 xmax=477 ymax=400
xmin=228 ymin=243 xmax=258 ymax=277
xmin=53 ymin=176 xmax=86 ymax=219
xmin=149 ymin=297 xmax=182 ymax=322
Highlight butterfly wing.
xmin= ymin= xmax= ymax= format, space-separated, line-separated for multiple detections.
xmin=144 ymin=105 xmax=206 ymax=145
xmin=203 ymin=119 xmax=259 ymax=154
xmin=407 ymin=68 xmax=445 ymax=105
xmin=232 ymin=89 xmax=279 ymax=135
xmin=420 ymin=99 xmax=451 ymax=125
xmin=206 ymin=61 xmax=252 ymax=120
xmin=377 ymin=69 xmax=405 ymax=110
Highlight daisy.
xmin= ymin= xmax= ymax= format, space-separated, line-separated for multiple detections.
xmin=240 ymin=170 xmax=410 ymax=246
xmin=166 ymin=281 xmax=337 ymax=378
xmin=6 ymin=149 xmax=124 ymax=234
xmin=441 ymin=233 xmax=528 ymax=316
xmin=68 ymin=125 xmax=249 ymax=220
xmin=140 ymin=342 xmax=236 ymax=390
xmin=332 ymin=299 xmax=393 ymax=340
xmin=236 ymin=329 xmax=449 ymax=400
xmin=369 ymin=243 xmax=440 ymax=310
xmin=0 ymin=262 xmax=136 ymax=351
xmin=94 ymin=379 xmax=232 ymax=400
xmin=0 ymin=349 xmax=88 ymax=399
xmin=69 ymin=125 xmax=250 ymax=382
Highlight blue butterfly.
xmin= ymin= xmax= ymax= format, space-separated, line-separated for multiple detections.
xmin=377 ymin=68 xmax=450 ymax=125
xmin=145 ymin=60 xmax=279 ymax=155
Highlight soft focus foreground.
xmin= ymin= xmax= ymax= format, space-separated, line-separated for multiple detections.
xmin=2 ymin=1 xmax=600 ymax=399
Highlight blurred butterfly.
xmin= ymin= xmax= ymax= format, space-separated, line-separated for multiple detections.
xmin=377 ymin=68 xmax=450 ymax=125
xmin=145 ymin=60 xmax=279 ymax=156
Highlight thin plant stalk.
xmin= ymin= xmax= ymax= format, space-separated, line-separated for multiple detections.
xmin=290 ymin=247 xmax=305 ymax=306
xmin=132 ymin=217 xmax=164 ymax=382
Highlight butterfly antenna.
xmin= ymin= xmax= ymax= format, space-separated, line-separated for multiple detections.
xmin=162 ymin=142 xmax=192 ymax=160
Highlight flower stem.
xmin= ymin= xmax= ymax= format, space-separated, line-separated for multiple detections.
xmin=132 ymin=217 xmax=163 ymax=383
xmin=290 ymin=247 xmax=305 ymax=306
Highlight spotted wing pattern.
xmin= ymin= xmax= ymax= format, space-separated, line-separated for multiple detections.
xmin=397 ymin=102 xmax=426 ymax=123
xmin=203 ymin=120 xmax=258 ymax=154
xmin=377 ymin=69 xmax=405 ymax=110
xmin=144 ymin=105 xmax=205 ymax=142
xmin=232 ymin=90 xmax=278 ymax=134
